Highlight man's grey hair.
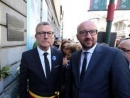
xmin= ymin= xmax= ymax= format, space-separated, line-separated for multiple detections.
xmin=35 ymin=22 xmax=53 ymax=33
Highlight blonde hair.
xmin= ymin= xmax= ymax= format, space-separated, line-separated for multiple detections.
xmin=65 ymin=43 xmax=82 ymax=53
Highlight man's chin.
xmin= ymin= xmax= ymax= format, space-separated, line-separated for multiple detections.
xmin=42 ymin=45 xmax=50 ymax=48
xmin=83 ymin=44 xmax=93 ymax=50
xmin=39 ymin=44 xmax=50 ymax=49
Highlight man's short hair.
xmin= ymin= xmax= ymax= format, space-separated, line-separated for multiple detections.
xmin=35 ymin=22 xmax=53 ymax=33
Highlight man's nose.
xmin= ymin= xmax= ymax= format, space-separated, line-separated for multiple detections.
xmin=44 ymin=33 xmax=49 ymax=38
xmin=85 ymin=32 xmax=92 ymax=38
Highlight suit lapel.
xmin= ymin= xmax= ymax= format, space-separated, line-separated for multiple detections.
xmin=48 ymin=48 xmax=57 ymax=80
xmin=32 ymin=48 xmax=47 ymax=82
xmin=76 ymin=50 xmax=82 ymax=84
xmin=82 ymin=44 xmax=102 ymax=84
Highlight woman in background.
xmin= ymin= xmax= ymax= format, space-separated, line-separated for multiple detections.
xmin=60 ymin=40 xmax=70 ymax=57
xmin=60 ymin=42 xmax=81 ymax=98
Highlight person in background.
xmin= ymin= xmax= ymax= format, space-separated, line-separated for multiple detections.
xmin=63 ymin=43 xmax=82 ymax=68
xmin=101 ymin=42 xmax=109 ymax=46
xmin=62 ymin=38 xmax=68 ymax=43
xmin=57 ymin=38 xmax=62 ymax=49
xmin=60 ymin=41 xmax=70 ymax=57
xmin=32 ymin=41 xmax=38 ymax=49
xmin=65 ymin=20 xmax=130 ymax=98
xmin=118 ymin=39 xmax=130 ymax=69
xmin=60 ymin=42 xmax=82 ymax=98
xmin=115 ymin=38 xmax=125 ymax=47
xmin=19 ymin=22 xmax=63 ymax=98
xmin=59 ymin=41 xmax=70 ymax=98
xmin=53 ymin=40 xmax=59 ymax=49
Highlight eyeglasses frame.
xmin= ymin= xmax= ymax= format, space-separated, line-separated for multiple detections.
xmin=36 ymin=31 xmax=54 ymax=37
xmin=118 ymin=47 xmax=130 ymax=53
xmin=78 ymin=29 xmax=98 ymax=36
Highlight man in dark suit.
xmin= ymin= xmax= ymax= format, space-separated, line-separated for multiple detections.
xmin=118 ymin=39 xmax=130 ymax=69
xmin=65 ymin=20 xmax=130 ymax=98
xmin=19 ymin=22 xmax=63 ymax=98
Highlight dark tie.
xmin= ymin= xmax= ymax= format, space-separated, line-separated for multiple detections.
xmin=43 ymin=52 xmax=50 ymax=79
xmin=80 ymin=52 xmax=87 ymax=82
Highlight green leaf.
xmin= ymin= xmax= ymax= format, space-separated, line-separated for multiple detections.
xmin=0 ymin=65 xmax=11 ymax=78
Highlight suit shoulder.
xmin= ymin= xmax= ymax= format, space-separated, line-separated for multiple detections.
xmin=71 ymin=49 xmax=81 ymax=57
xmin=99 ymin=45 xmax=124 ymax=57
xmin=22 ymin=48 xmax=36 ymax=55
xmin=52 ymin=48 xmax=62 ymax=53
xmin=100 ymin=44 xmax=119 ymax=53
xmin=51 ymin=48 xmax=63 ymax=58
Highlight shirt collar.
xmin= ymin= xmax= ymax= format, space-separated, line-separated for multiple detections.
xmin=82 ymin=43 xmax=97 ymax=54
xmin=37 ymin=46 xmax=51 ymax=56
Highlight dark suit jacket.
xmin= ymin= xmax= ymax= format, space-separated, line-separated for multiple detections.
xmin=65 ymin=43 xmax=130 ymax=98
xmin=19 ymin=47 xmax=63 ymax=98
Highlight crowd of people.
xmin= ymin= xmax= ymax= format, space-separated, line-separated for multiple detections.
xmin=19 ymin=20 xmax=130 ymax=98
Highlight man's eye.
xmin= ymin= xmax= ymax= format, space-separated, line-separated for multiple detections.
xmin=90 ymin=30 xmax=95 ymax=33
xmin=90 ymin=31 xmax=95 ymax=33
xmin=38 ymin=32 xmax=45 ymax=34
xmin=79 ymin=31 xmax=85 ymax=34
xmin=47 ymin=32 xmax=52 ymax=34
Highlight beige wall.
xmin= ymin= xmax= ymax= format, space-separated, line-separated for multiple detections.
xmin=0 ymin=0 xmax=27 ymax=97
xmin=53 ymin=0 xmax=61 ymax=24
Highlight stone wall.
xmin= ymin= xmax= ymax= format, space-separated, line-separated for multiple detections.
xmin=0 ymin=0 xmax=27 ymax=97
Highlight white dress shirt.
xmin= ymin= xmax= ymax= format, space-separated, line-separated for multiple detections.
xmin=37 ymin=46 xmax=51 ymax=78
xmin=80 ymin=43 xmax=97 ymax=74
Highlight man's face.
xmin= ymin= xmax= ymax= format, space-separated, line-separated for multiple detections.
xmin=77 ymin=21 xmax=97 ymax=50
xmin=118 ymin=41 xmax=130 ymax=62
xmin=35 ymin=25 xmax=54 ymax=50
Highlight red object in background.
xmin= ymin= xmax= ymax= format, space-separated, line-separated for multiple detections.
xmin=107 ymin=4 xmax=115 ymax=21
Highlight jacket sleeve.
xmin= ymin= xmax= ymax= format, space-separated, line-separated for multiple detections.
xmin=111 ymin=50 xmax=130 ymax=98
xmin=65 ymin=57 xmax=73 ymax=98
xmin=19 ymin=52 xmax=29 ymax=98
xmin=56 ymin=50 xmax=63 ymax=92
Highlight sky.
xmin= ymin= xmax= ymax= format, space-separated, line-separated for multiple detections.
xmin=61 ymin=0 xmax=90 ymax=39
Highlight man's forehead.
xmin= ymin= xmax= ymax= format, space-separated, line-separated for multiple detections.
xmin=38 ymin=25 xmax=53 ymax=30
xmin=77 ymin=20 xmax=97 ymax=31
xmin=119 ymin=41 xmax=130 ymax=49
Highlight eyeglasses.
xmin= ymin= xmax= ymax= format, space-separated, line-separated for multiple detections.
xmin=37 ymin=31 xmax=54 ymax=37
xmin=78 ymin=30 xmax=97 ymax=36
xmin=118 ymin=47 xmax=130 ymax=53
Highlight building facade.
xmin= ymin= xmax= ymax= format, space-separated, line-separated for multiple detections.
xmin=88 ymin=10 xmax=130 ymax=46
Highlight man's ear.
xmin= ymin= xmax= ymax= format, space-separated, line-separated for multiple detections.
xmin=35 ymin=34 xmax=37 ymax=38
xmin=76 ymin=34 xmax=79 ymax=41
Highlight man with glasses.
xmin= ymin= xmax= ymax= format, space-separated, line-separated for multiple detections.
xmin=19 ymin=22 xmax=63 ymax=98
xmin=65 ymin=20 xmax=130 ymax=98
xmin=118 ymin=39 xmax=130 ymax=69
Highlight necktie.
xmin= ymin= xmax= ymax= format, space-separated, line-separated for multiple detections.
xmin=43 ymin=52 xmax=50 ymax=79
xmin=80 ymin=52 xmax=87 ymax=82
